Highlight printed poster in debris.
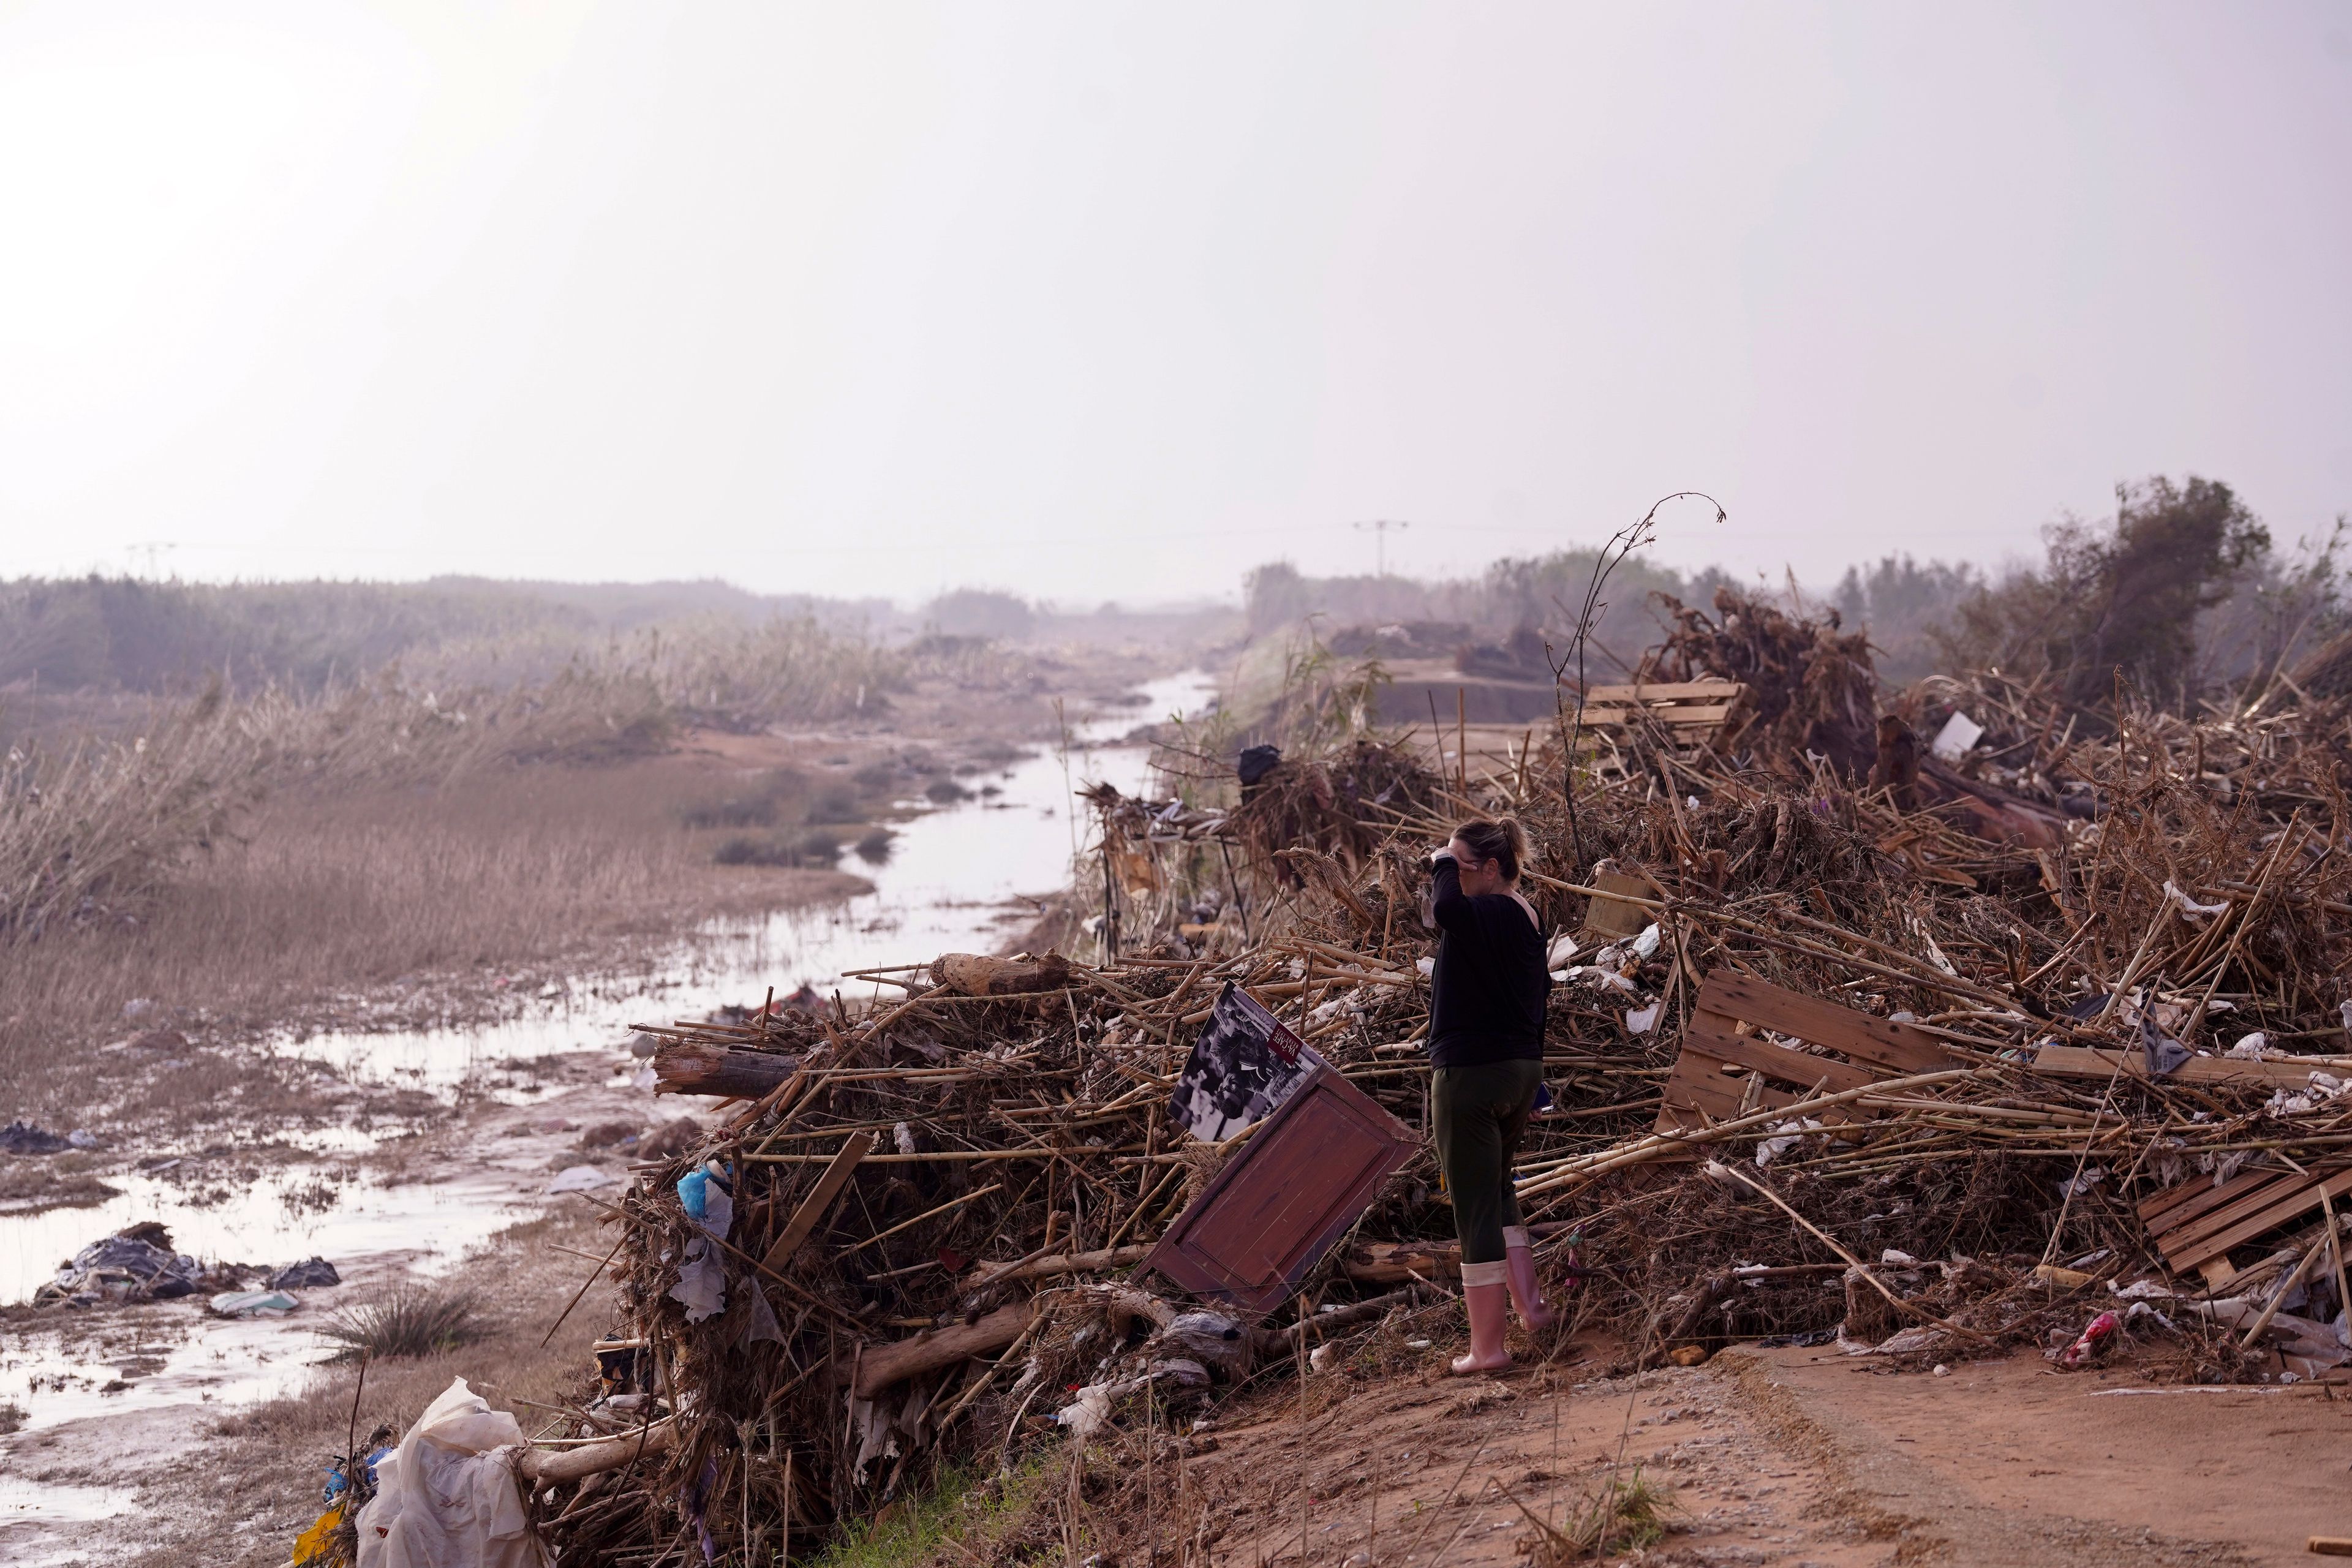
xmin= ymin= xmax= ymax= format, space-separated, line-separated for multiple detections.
xmin=1170 ymin=982 xmax=1326 ymax=1142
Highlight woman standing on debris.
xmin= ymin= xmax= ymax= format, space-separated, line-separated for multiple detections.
xmin=1427 ymin=816 xmax=1555 ymax=1373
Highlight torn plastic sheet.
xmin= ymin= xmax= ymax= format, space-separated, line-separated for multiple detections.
xmin=668 ymin=1237 xmax=727 ymax=1322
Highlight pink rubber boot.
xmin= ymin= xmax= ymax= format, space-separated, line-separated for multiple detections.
xmin=1450 ymin=1267 xmax=1514 ymax=1374
xmin=1504 ymin=1226 xmax=1556 ymax=1330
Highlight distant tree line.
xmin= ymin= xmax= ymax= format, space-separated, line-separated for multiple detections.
xmin=1245 ymin=475 xmax=2349 ymax=716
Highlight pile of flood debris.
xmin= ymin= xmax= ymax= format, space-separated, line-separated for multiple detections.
xmin=310 ymin=588 xmax=2352 ymax=1566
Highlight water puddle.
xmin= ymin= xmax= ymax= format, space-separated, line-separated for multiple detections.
xmin=0 ymin=672 xmax=1211 ymax=1488
xmin=262 ymin=669 xmax=1213 ymax=1101
xmin=0 ymin=1167 xmax=530 ymax=1319
xmin=0 ymin=1476 xmax=135 ymax=1566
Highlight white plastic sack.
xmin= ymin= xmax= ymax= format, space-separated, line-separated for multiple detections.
xmin=356 ymin=1377 xmax=545 ymax=1568
xmin=545 ymin=1166 xmax=618 ymax=1195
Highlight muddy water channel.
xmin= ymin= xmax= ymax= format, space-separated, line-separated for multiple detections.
xmin=0 ymin=672 xmax=1212 ymax=1557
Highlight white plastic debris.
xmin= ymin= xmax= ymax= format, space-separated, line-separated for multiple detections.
xmin=546 ymin=1166 xmax=620 ymax=1195
xmin=2226 ymin=1032 xmax=2271 ymax=1060
xmin=209 ymin=1289 xmax=299 ymax=1317
xmin=1545 ymin=932 xmax=1579 ymax=968
xmin=2162 ymin=880 xmax=2230 ymax=922
xmin=66 ymin=1129 xmax=97 ymax=1149
xmin=1756 ymin=1117 xmax=1823 ymax=1167
xmin=1626 ymin=1003 xmax=1661 ymax=1035
xmin=1055 ymin=1384 xmax=1117 ymax=1441
xmin=1630 ymin=923 xmax=1662 ymax=959
xmin=894 ymin=1121 xmax=918 ymax=1156
xmin=2059 ymin=1166 xmax=2107 ymax=1199
xmin=1415 ymin=957 xmax=1434 ymax=978
xmin=1932 ymin=1363 xmax=1951 ymax=1377
xmin=1929 ymin=710 xmax=1983 ymax=761
xmin=356 ymin=1377 xmax=545 ymax=1568
xmin=1881 ymin=1249 xmax=1921 ymax=1267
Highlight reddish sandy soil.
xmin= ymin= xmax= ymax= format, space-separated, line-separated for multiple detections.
xmin=1178 ymin=1337 xmax=2351 ymax=1567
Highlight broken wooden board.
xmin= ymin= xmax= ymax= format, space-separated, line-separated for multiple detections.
xmin=762 ymin=1130 xmax=875 ymax=1271
xmin=1656 ymin=972 xmax=1966 ymax=1137
xmin=2026 ymin=1042 xmax=2352 ymax=1089
xmin=1142 ymin=1064 xmax=1417 ymax=1317
xmin=2138 ymin=1156 xmax=2352 ymax=1284
xmin=1579 ymin=869 xmax=1657 ymax=941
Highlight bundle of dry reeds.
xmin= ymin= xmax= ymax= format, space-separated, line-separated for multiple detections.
xmin=496 ymin=597 xmax=2352 ymax=1560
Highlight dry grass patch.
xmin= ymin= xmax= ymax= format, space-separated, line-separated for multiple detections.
xmin=0 ymin=756 xmax=855 ymax=1115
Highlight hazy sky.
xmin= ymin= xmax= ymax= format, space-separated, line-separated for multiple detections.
xmin=4 ymin=2 xmax=2348 ymax=605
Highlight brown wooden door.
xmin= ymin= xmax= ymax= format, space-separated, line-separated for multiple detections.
xmin=1142 ymin=1066 xmax=1417 ymax=1316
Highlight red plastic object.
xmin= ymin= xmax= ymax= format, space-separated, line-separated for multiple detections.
xmin=2057 ymin=1309 xmax=2119 ymax=1368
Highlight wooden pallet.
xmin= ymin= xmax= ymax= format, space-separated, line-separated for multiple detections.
xmin=1656 ymin=972 xmax=1963 ymax=1135
xmin=1577 ymin=680 xmax=1746 ymax=775
xmin=2137 ymin=1156 xmax=2352 ymax=1287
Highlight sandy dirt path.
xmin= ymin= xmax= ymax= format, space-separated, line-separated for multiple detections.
xmin=1178 ymin=1338 xmax=2344 ymax=1567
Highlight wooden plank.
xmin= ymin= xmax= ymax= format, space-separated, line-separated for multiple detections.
xmin=2139 ymin=1162 xmax=2305 ymax=1233
xmin=1581 ymin=704 xmax=1737 ymax=729
xmin=1580 ymin=870 xmax=1656 ymax=940
xmin=1697 ymin=973 xmax=1954 ymax=1076
xmin=762 ymin=1130 xmax=875 ymax=1272
xmin=2029 ymin=1044 xmax=2352 ymax=1088
xmin=2158 ymin=1167 xmax=2352 ymax=1273
xmin=1654 ymin=1047 xmax=1803 ymax=1134
xmin=1679 ymin=1020 xmax=1883 ymax=1098
xmin=2162 ymin=1178 xmax=2342 ymax=1272
xmin=1583 ymin=681 xmax=1745 ymax=702
xmin=2154 ymin=1169 xmax=2319 ymax=1263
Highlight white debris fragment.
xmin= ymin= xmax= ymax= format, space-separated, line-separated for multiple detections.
xmin=1930 ymin=710 xmax=1983 ymax=760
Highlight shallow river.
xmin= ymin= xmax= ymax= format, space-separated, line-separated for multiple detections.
xmin=0 ymin=671 xmax=1213 ymax=1556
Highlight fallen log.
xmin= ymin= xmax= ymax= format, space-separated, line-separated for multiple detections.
xmin=851 ymin=1302 xmax=1031 ymax=1398
xmin=963 ymin=1243 xmax=1153 ymax=1290
xmin=519 ymin=1419 xmax=678 ymax=1484
xmin=932 ymin=952 xmax=1075 ymax=998
xmin=654 ymin=1042 xmax=799 ymax=1099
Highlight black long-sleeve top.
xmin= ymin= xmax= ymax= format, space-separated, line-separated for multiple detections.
xmin=1425 ymin=856 xmax=1551 ymax=1068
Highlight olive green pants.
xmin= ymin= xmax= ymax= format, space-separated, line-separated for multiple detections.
xmin=1432 ymin=1058 xmax=1542 ymax=1267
